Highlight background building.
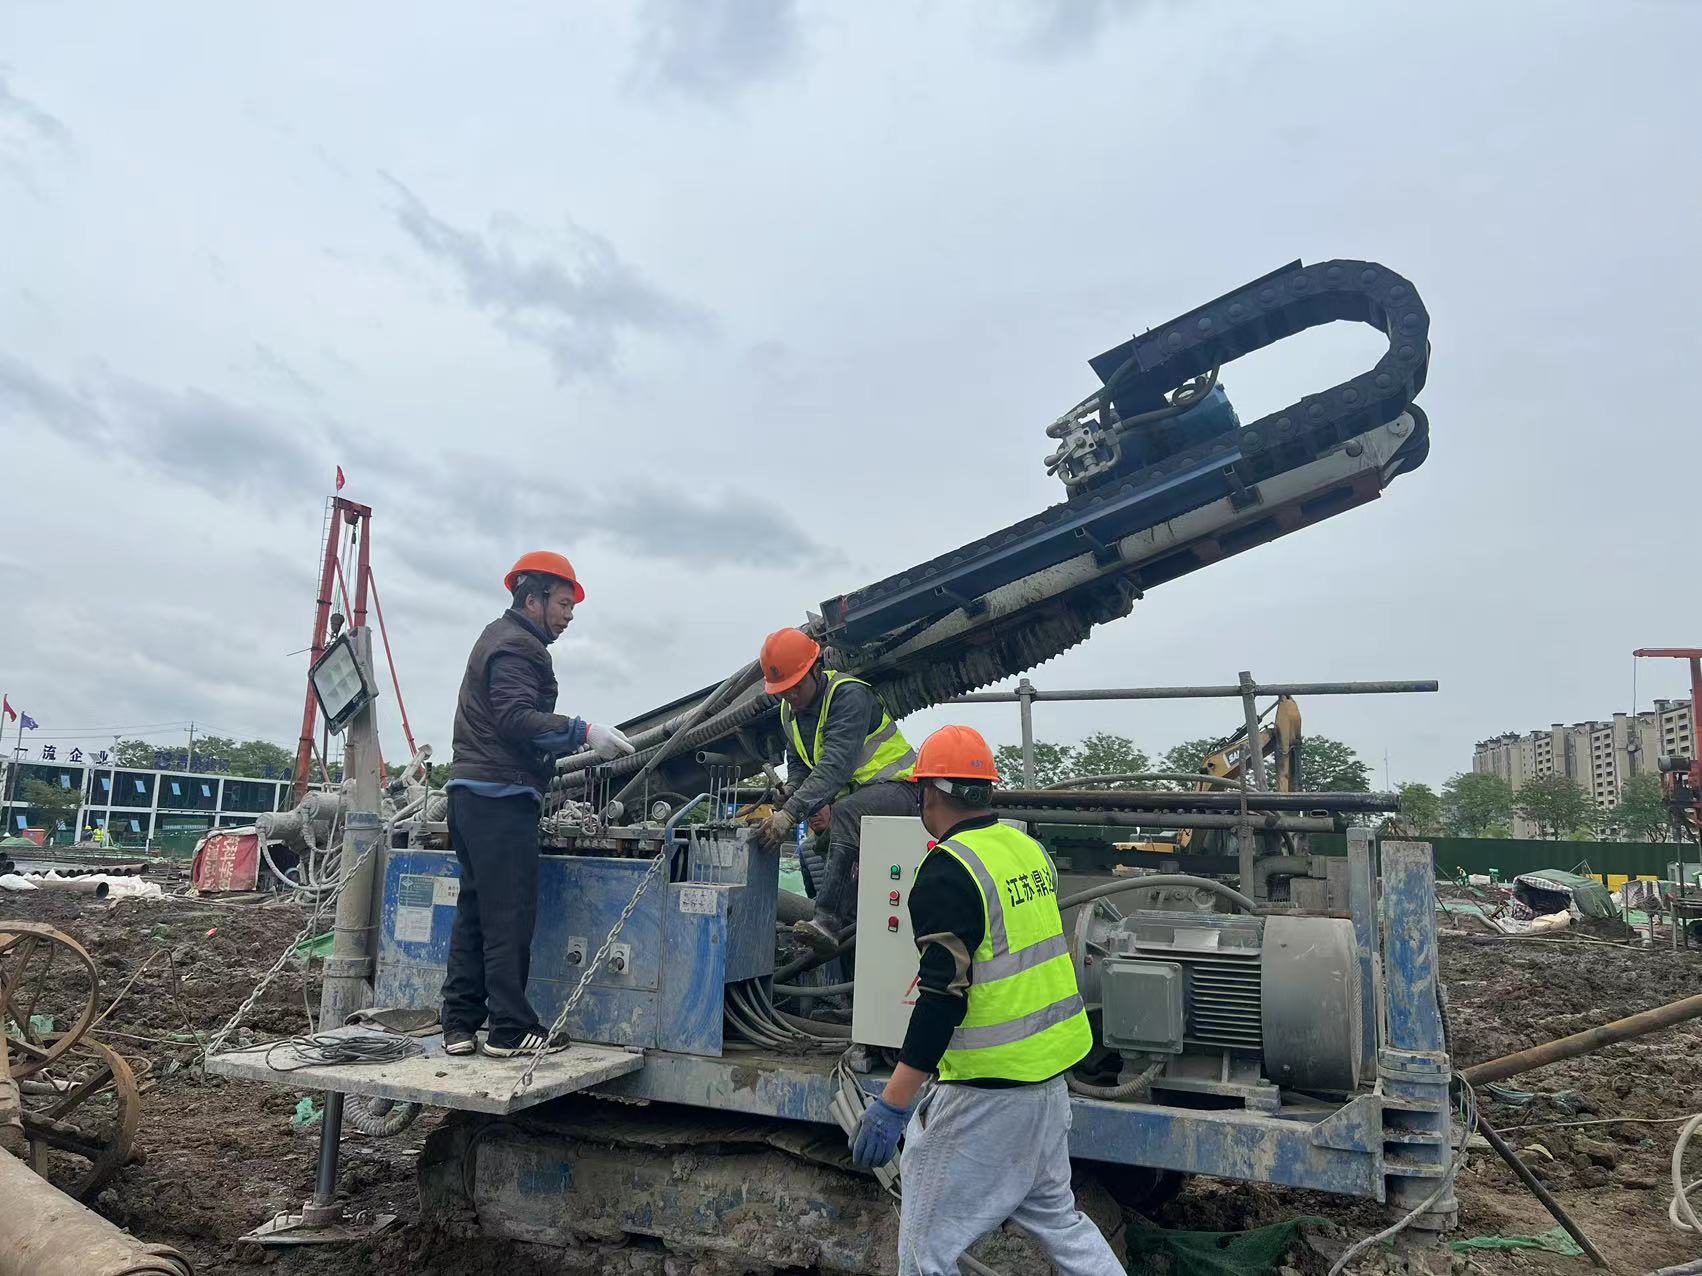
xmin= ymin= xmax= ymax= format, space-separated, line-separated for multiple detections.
xmin=1473 ymin=699 xmax=1694 ymax=836
xmin=0 ymin=754 xmax=290 ymax=853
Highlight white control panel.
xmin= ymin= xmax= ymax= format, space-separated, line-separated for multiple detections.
xmin=850 ymin=816 xmax=931 ymax=1048
xmin=849 ymin=816 xmax=1024 ymax=1049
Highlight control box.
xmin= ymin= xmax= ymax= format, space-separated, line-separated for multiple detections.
xmin=850 ymin=815 xmax=1024 ymax=1049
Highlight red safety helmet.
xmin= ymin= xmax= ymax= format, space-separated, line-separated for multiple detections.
xmin=912 ymin=725 xmax=1001 ymax=783
xmin=504 ymin=551 xmax=585 ymax=603
xmin=760 ymin=628 xmax=822 ymax=694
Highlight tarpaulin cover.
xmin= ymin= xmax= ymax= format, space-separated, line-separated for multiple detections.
xmin=1513 ymin=870 xmax=1616 ymax=919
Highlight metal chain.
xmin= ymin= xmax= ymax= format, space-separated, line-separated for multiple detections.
xmin=512 ymin=846 xmax=668 ymax=1097
xmin=201 ymin=837 xmax=378 ymax=1061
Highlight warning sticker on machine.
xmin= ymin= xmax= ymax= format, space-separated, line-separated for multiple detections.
xmin=433 ymin=877 xmax=460 ymax=906
xmin=677 ymin=886 xmax=718 ymax=916
xmin=394 ymin=906 xmax=433 ymax=943
xmin=397 ymin=874 xmax=436 ymax=910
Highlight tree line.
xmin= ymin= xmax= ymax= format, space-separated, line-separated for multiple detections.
xmin=993 ymin=732 xmax=1370 ymax=793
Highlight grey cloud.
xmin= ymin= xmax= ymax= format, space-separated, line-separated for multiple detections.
xmin=0 ymin=353 xmax=324 ymax=500
xmin=369 ymin=454 xmax=837 ymax=600
xmin=0 ymin=69 xmax=69 ymax=146
xmin=630 ymin=0 xmax=805 ymax=102
xmin=382 ymin=174 xmax=710 ymax=382
xmin=1013 ymin=0 xmax=1156 ymax=59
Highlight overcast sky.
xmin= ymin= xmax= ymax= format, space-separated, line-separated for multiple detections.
xmin=3 ymin=0 xmax=1699 ymax=790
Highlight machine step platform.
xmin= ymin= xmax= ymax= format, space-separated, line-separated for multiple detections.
xmin=205 ymin=1026 xmax=644 ymax=1114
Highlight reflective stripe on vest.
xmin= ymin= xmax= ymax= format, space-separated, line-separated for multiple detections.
xmin=781 ymin=671 xmax=916 ymax=792
xmin=932 ymin=824 xmax=1092 ymax=1083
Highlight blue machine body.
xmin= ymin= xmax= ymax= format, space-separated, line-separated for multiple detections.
xmin=372 ymin=824 xmax=1454 ymax=1211
xmin=375 ymin=831 xmax=777 ymax=1055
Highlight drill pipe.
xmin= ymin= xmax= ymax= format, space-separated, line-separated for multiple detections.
xmin=995 ymin=808 xmax=1337 ymax=833
xmin=0 ymin=1147 xmax=193 ymax=1274
xmin=1461 ymin=991 xmax=1702 ymax=1087
xmin=996 ymin=788 xmax=1400 ymax=813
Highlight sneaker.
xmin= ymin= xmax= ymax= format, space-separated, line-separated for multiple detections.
xmin=480 ymin=1028 xmax=572 ymax=1058
xmin=792 ymin=917 xmax=842 ymax=956
xmin=443 ymin=1030 xmax=478 ymax=1057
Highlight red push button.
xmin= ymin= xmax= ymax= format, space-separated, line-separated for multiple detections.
xmin=887 ymin=915 xmax=901 ymax=932
xmin=889 ymin=890 xmax=901 ymax=906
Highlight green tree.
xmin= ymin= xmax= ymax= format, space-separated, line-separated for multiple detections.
xmin=993 ymin=740 xmax=1077 ymax=788
xmin=21 ymin=778 xmax=82 ymax=834
xmin=1608 ymin=773 xmax=1671 ymax=843
xmin=227 ymin=739 xmax=296 ymax=778
xmin=1298 ymin=736 xmax=1371 ymax=792
xmin=1381 ymin=781 xmax=1442 ymax=837
xmin=1441 ymin=772 xmax=1515 ymax=837
xmin=113 ymin=738 xmax=156 ymax=767
xmin=1513 ymin=773 xmax=1597 ymax=839
xmin=1069 ymin=732 xmax=1151 ymax=787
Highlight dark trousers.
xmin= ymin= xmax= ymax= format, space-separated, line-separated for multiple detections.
xmin=813 ymin=780 xmax=920 ymax=927
xmin=440 ymin=788 xmax=543 ymax=1042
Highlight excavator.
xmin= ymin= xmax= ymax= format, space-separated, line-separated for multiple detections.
xmin=1113 ymin=694 xmax=1304 ymax=859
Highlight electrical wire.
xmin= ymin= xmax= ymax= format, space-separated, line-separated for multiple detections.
xmin=1668 ymin=1113 xmax=1702 ymax=1234
xmin=262 ymin=1031 xmax=423 ymax=1072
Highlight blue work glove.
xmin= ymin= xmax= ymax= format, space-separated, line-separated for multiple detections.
xmin=850 ymin=1097 xmax=914 ymax=1169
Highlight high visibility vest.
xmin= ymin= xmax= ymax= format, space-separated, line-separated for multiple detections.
xmin=781 ymin=671 xmax=915 ymax=793
xmin=932 ymin=822 xmax=1092 ymax=1084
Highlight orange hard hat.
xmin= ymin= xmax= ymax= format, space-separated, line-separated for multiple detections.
xmin=912 ymin=725 xmax=1001 ymax=783
xmin=760 ymin=628 xmax=822 ymax=694
xmin=504 ymin=551 xmax=585 ymax=603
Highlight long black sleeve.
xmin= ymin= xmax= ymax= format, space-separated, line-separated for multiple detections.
xmin=898 ymin=841 xmax=987 ymax=1074
xmin=487 ymin=654 xmax=571 ymax=745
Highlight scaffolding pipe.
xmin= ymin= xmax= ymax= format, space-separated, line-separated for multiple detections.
xmin=945 ymin=679 xmax=1439 ymax=703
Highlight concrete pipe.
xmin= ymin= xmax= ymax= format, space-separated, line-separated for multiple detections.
xmin=0 ymin=1148 xmax=193 ymax=1274
xmin=29 ymin=878 xmax=110 ymax=898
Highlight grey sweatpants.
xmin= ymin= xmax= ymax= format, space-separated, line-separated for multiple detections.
xmin=897 ymin=1078 xmax=1123 ymax=1276
xmin=811 ymin=780 xmax=919 ymax=927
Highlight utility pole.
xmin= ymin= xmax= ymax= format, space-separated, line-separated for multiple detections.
xmin=187 ymin=721 xmax=196 ymax=772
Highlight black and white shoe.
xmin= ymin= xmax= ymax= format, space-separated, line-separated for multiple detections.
xmin=443 ymin=1030 xmax=478 ymax=1057
xmin=480 ymin=1028 xmax=572 ymax=1058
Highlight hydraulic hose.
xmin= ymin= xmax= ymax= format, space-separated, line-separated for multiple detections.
xmin=344 ymin=1094 xmax=422 ymax=1137
xmin=776 ymin=1009 xmax=851 ymax=1038
xmin=774 ymin=925 xmax=857 ymax=982
xmin=773 ymin=980 xmax=855 ymax=998
xmin=1058 ymin=875 xmax=1256 ymax=915
xmin=1066 ymin=1061 xmax=1162 ymax=1102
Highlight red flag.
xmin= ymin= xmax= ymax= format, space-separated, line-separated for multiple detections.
xmin=2 ymin=695 xmax=15 ymax=722
xmin=335 ymin=466 xmax=346 ymax=492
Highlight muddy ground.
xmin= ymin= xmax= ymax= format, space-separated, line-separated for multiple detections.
xmin=4 ymin=880 xmax=1700 ymax=1275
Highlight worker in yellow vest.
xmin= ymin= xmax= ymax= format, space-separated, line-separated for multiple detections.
xmin=850 ymin=725 xmax=1121 ymax=1276
xmin=752 ymin=628 xmax=917 ymax=953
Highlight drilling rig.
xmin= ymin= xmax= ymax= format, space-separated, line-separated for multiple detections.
xmin=211 ymin=259 xmax=1458 ymax=1271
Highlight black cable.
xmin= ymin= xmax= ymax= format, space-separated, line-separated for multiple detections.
xmin=263 ymin=1032 xmax=423 ymax=1072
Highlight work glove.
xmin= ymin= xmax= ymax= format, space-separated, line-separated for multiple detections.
xmin=850 ymin=1097 xmax=914 ymax=1169
xmin=586 ymin=723 xmax=636 ymax=761
xmin=752 ymin=808 xmax=796 ymax=848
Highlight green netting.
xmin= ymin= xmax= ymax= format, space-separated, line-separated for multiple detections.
xmin=1448 ymin=1225 xmax=1583 ymax=1257
xmin=1123 ymin=1216 xmax=1328 ymax=1276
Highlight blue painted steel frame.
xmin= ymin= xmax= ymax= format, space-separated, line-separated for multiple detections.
xmin=372 ymin=836 xmax=1453 ymax=1206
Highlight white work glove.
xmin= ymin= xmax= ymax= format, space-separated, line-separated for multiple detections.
xmin=587 ymin=723 xmax=636 ymax=761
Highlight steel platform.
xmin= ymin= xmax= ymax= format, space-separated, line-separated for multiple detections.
xmin=205 ymin=1026 xmax=644 ymax=1114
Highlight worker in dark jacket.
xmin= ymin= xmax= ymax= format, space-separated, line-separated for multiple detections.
xmin=440 ymin=551 xmax=635 ymax=1058
xmin=751 ymin=628 xmax=917 ymax=953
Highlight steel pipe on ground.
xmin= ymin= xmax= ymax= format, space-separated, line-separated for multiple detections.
xmin=0 ymin=1148 xmax=193 ymax=1274
xmin=26 ymin=878 xmax=110 ymax=898
xmin=1461 ymin=992 xmax=1702 ymax=1087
